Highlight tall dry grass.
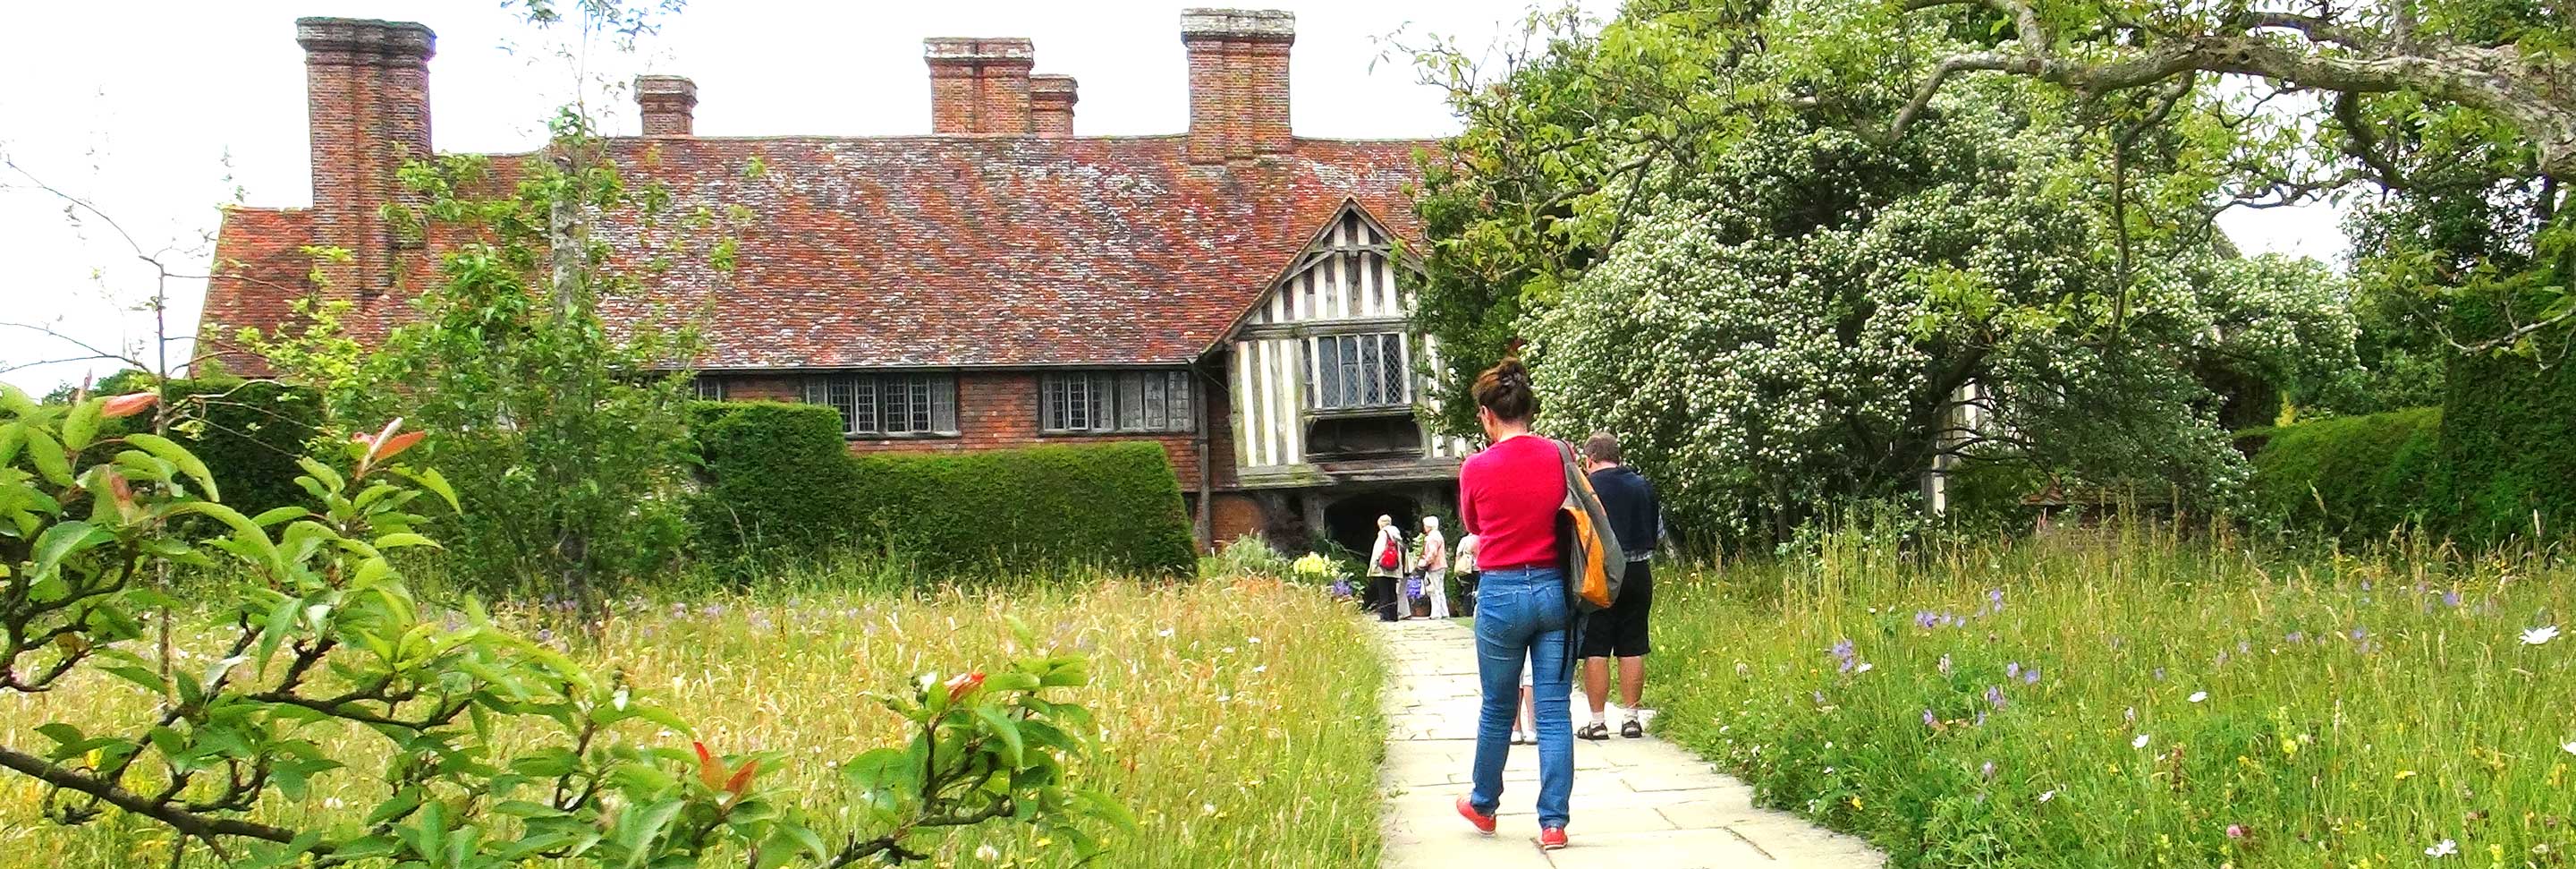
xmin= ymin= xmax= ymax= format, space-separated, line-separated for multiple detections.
xmin=0 ymin=576 xmax=1385 ymax=869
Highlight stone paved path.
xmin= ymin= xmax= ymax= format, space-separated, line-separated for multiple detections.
xmin=1376 ymin=618 xmax=1885 ymax=869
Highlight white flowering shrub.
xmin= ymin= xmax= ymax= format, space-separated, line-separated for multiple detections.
xmin=1530 ymin=115 xmax=2356 ymax=550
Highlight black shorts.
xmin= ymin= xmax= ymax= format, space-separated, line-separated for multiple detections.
xmin=1580 ymin=560 xmax=1653 ymax=658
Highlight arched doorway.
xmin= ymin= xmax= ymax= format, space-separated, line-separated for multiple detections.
xmin=1323 ymin=490 xmax=1420 ymax=559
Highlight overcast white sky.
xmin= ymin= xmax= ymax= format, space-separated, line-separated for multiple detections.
xmin=0 ymin=0 xmax=2344 ymax=393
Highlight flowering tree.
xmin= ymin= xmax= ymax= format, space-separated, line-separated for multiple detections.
xmin=1521 ymin=107 xmax=2351 ymax=548
xmin=0 ymin=387 xmax=1129 ymax=866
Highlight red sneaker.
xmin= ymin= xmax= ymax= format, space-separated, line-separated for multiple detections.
xmin=1537 ymin=827 xmax=1569 ymax=850
xmin=1455 ymin=796 xmax=1496 ymax=835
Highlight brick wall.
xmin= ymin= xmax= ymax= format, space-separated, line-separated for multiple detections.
xmin=297 ymin=18 xmax=435 ymax=300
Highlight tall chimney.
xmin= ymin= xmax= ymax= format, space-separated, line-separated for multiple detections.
xmin=924 ymin=38 xmax=1034 ymax=135
xmin=1031 ymin=75 xmax=1078 ymax=138
xmin=296 ymin=17 xmax=435 ymax=297
xmin=1181 ymin=8 xmax=1293 ymax=164
xmin=636 ymin=75 xmax=698 ymax=136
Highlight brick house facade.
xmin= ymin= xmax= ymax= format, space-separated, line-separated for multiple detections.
xmin=199 ymin=10 xmax=1470 ymax=554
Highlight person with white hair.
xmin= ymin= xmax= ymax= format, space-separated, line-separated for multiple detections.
xmin=1367 ymin=514 xmax=1405 ymax=622
xmin=1414 ymin=515 xmax=1450 ymax=619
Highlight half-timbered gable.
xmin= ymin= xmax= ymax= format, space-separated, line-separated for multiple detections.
xmin=1225 ymin=202 xmax=1471 ymax=492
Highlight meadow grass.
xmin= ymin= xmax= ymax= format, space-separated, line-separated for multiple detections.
xmin=1651 ymin=524 xmax=2575 ymax=869
xmin=0 ymin=575 xmax=1386 ymax=869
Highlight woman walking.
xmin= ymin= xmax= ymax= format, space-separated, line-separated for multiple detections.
xmin=1451 ymin=358 xmax=1574 ymax=851
xmin=1368 ymin=515 xmax=1404 ymax=623
xmin=1415 ymin=516 xmax=1450 ymax=619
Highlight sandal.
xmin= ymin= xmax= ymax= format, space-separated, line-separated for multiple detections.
xmin=1621 ymin=719 xmax=1645 ymax=738
xmin=1576 ymin=721 xmax=1610 ymax=741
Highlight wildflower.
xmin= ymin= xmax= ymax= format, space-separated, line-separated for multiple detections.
xmin=2225 ymin=823 xmax=2248 ymax=840
xmin=2561 ymin=740 xmax=2574 ymax=755
xmin=1157 ymin=627 xmax=1175 ymax=638
xmin=2395 ymin=770 xmax=2417 ymax=780
xmin=2189 ymin=692 xmax=2207 ymax=703
xmin=1252 ymin=665 xmax=1267 ymax=674
xmin=2286 ymin=631 xmax=2304 ymax=643
xmin=1988 ymin=588 xmax=2004 ymax=610
xmin=1980 ymin=760 xmax=1996 ymax=779
xmin=1248 ymin=636 xmax=1261 ymax=644
xmin=1829 ymin=638 xmax=1855 ymax=661
xmin=975 ymin=844 xmax=1001 ymax=862
xmin=2351 ymin=626 xmax=2368 ymax=641
xmin=2523 ymin=625 xmax=2561 ymax=645
xmin=2124 ymin=706 xmax=2136 ymax=722
xmin=2007 ymin=661 xmax=2021 ymax=679
xmin=1974 ymin=711 xmax=1987 ymax=727
xmin=2133 ymin=734 xmax=2151 ymax=749
xmin=1916 ymin=610 xmax=1938 ymax=629
xmin=2153 ymin=668 xmax=2166 ymax=681
xmin=1854 ymin=662 xmax=1874 ymax=674
xmin=2021 ymin=668 xmax=2041 ymax=686
xmin=2037 ymin=789 xmax=2054 ymax=803
xmin=2443 ymin=591 xmax=2462 ymax=608
xmin=1985 ymin=686 xmax=2006 ymax=709
xmin=1923 ymin=709 xmax=1938 ymax=728
xmin=1937 ymin=654 xmax=1953 ymax=675
xmin=2428 ymin=839 xmax=2458 ymax=857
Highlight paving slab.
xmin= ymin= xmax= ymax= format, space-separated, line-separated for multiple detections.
xmin=1374 ymin=618 xmax=1883 ymax=869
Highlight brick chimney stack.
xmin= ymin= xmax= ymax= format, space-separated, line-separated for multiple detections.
xmin=636 ymin=75 xmax=698 ymax=136
xmin=1181 ymin=8 xmax=1294 ymax=165
xmin=297 ymin=17 xmax=434 ymax=297
xmin=925 ymin=38 xmax=1035 ymax=135
xmin=1030 ymin=75 xmax=1078 ymax=138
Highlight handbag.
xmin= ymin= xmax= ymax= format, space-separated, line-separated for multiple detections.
xmin=1377 ymin=536 xmax=1399 ymax=570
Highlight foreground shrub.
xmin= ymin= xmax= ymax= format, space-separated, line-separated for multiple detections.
xmin=2244 ymin=406 xmax=2445 ymax=539
xmin=1651 ymin=526 xmax=2573 ymax=868
xmin=0 ymin=386 xmax=1123 ymax=867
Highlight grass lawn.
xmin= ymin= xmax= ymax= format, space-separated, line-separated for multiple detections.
xmin=1650 ymin=526 xmax=2575 ymax=868
xmin=0 ymin=577 xmax=1386 ymax=869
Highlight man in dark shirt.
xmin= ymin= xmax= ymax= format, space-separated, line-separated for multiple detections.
xmin=1577 ymin=430 xmax=1661 ymax=740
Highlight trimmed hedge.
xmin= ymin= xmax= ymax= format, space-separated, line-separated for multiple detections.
xmin=2442 ymin=296 xmax=2576 ymax=543
xmin=2245 ymin=407 xmax=2445 ymax=540
xmin=688 ymin=401 xmax=1197 ymax=576
xmin=688 ymin=401 xmax=867 ymax=555
xmin=162 ymin=379 xmax=325 ymax=515
xmin=847 ymin=443 xmax=1197 ymax=576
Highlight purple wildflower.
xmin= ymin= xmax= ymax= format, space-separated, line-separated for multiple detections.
xmin=1813 ymin=691 xmax=1828 ymax=706
xmin=2351 ymin=626 xmax=2368 ymax=641
xmin=1925 ymin=709 xmax=1939 ymax=728
xmin=1917 ymin=610 xmax=1939 ymax=629
xmin=700 ymin=603 xmax=725 ymax=618
xmin=2021 ymin=668 xmax=2041 ymax=685
xmin=1981 ymin=760 xmax=1997 ymax=779
xmin=537 ymin=627 xmax=555 ymax=643
xmin=2008 ymin=661 xmax=2022 ymax=679
xmin=1989 ymin=588 xmax=2005 ymax=608
xmin=1974 ymin=711 xmax=1987 ymax=727
xmin=2361 ymin=580 xmax=2372 ymax=592
xmin=1985 ymin=686 xmax=2007 ymax=710
xmin=2286 ymin=631 xmax=2305 ymax=643
xmin=2444 ymin=590 xmax=2462 ymax=608
xmin=1830 ymin=638 xmax=1855 ymax=660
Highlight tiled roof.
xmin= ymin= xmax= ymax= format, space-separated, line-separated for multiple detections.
xmin=199 ymin=207 xmax=313 ymax=377
xmin=199 ymin=135 xmax=1430 ymax=371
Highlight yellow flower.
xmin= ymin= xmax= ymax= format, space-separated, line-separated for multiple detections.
xmin=1849 ymin=796 xmax=1863 ymax=809
xmin=2394 ymin=770 xmax=2417 ymax=780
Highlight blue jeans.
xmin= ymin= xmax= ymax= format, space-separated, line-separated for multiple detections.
xmin=1469 ymin=565 xmax=1572 ymax=829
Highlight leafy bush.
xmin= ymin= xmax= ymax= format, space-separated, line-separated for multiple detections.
xmin=2245 ymin=407 xmax=2446 ymax=540
xmin=2442 ymin=295 xmax=2575 ymax=543
xmin=847 ymin=443 xmax=1197 ymax=577
xmin=1201 ymin=534 xmax=1292 ymax=581
xmin=688 ymin=401 xmax=866 ymax=558
xmin=159 ymin=378 xmax=324 ymax=516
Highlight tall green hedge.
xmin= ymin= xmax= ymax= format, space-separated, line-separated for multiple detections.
xmin=2245 ymin=407 xmax=2446 ymax=540
xmin=845 ymin=442 xmax=1197 ymax=576
xmin=2442 ymin=296 xmax=2576 ymax=542
xmin=162 ymin=379 xmax=324 ymax=515
xmin=687 ymin=401 xmax=1196 ymax=576
xmin=688 ymin=401 xmax=867 ymax=555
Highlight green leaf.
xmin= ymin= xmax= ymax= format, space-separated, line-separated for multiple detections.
xmin=61 ymin=397 xmax=102 ymax=453
xmin=374 ymin=532 xmax=441 ymax=550
xmin=26 ymin=427 xmax=72 ymax=487
xmin=0 ymin=421 xmax=24 ymax=466
xmin=970 ymin=704 xmax=1026 ymax=767
xmin=251 ymin=506 xmax=313 ymax=526
xmin=30 ymin=520 xmax=113 ymax=584
xmin=123 ymin=433 xmax=218 ymax=502
xmin=34 ymin=722 xmax=85 ymax=749
xmin=395 ymin=466 xmax=461 ymax=514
